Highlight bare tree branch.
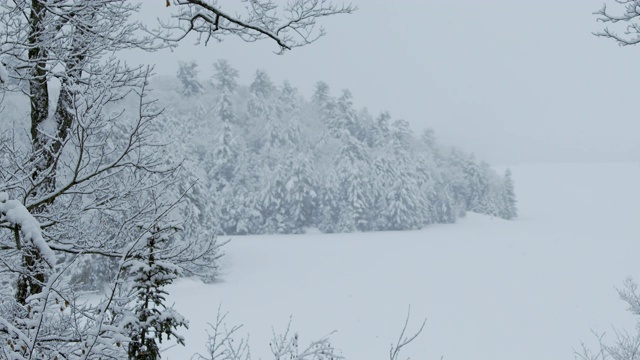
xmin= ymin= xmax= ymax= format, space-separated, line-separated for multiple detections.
xmin=155 ymin=0 xmax=356 ymax=54
xmin=594 ymin=1 xmax=640 ymax=45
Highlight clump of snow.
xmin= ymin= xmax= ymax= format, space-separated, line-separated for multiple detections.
xmin=0 ymin=192 xmax=56 ymax=267
xmin=38 ymin=115 xmax=58 ymax=139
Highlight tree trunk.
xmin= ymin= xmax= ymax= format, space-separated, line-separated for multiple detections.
xmin=18 ymin=0 xmax=51 ymax=304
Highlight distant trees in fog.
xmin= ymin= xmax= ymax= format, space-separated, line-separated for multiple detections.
xmin=160 ymin=60 xmax=519 ymax=236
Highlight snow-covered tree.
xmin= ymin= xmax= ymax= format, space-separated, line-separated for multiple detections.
xmin=211 ymin=121 xmax=239 ymax=189
xmin=0 ymin=2 xmax=216 ymax=356
xmin=317 ymin=174 xmax=341 ymax=234
xmin=177 ymin=61 xmax=204 ymax=96
xmin=329 ymin=89 xmax=366 ymax=141
xmin=285 ymin=155 xmax=319 ymax=231
xmin=247 ymin=70 xmax=283 ymax=155
xmin=260 ymin=161 xmax=295 ymax=234
xmin=312 ymin=81 xmax=334 ymax=126
xmin=276 ymin=81 xmax=304 ymax=149
xmin=213 ymin=59 xmax=239 ymax=125
xmin=335 ymin=134 xmax=372 ymax=232
xmin=0 ymin=0 xmax=358 ymax=356
xmin=501 ymin=168 xmax=518 ymax=220
xmin=373 ymin=111 xmax=392 ymax=147
xmin=125 ymin=223 xmax=188 ymax=360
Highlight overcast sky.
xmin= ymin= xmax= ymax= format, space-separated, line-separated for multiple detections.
xmin=131 ymin=0 xmax=640 ymax=165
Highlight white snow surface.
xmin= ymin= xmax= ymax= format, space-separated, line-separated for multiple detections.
xmin=166 ymin=163 xmax=640 ymax=360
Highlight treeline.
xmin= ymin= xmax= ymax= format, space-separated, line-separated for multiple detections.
xmin=153 ymin=60 xmax=517 ymax=236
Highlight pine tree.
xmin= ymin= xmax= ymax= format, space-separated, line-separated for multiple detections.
xmin=317 ymin=174 xmax=341 ymax=233
xmin=260 ymin=163 xmax=295 ymax=234
xmin=383 ymin=119 xmax=422 ymax=230
xmin=369 ymin=154 xmax=393 ymax=230
xmin=413 ymin=155 xmax=437 ymax=226
xmin=126 ymin=223 xmax=188 ymax=360
xmin=247 ymin=70 xmax=286 ymax=162
xmin=213 ymin=59 xmax=239 ymax=125
xmin=332 ymin=89 xmax=365 ymax=141
xmin=390 ymin=119 xmax=412 ymax=151
xmin=501 ymin=168 xmax=518 ymax=219
xmin=276 ymin=81 xmax=304 ymax=148
xmin=177 ymin=61 xmax=204 ymax=96
xmin=373 ymin=111 xmax=391 ymax=147
xmin=211 ymin=121 xmax=239 ymax=189
xmin=312 ymin=81 xmax=336 ymax=132
xmin=285 ymin=155 xmax=318 ymax=231
xmin=335 ymin=134 xmax=372 ymax=232
xmin=248 ymin=69 xmax=276 ymax=119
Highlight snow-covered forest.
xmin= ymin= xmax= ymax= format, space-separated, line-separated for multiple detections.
xmin=0 ymin=0 xmax=638 ymax=359
xmin=156 ymin=60 xmax=517 ymax=236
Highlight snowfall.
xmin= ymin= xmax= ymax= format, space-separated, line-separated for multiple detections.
xmin=165 ymin=162 xmax=640 ymax=360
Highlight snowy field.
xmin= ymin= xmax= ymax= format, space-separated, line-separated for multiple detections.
xmin=166 ymin=162 xmax=640 ymax=360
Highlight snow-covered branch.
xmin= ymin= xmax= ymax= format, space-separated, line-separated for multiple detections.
xmin=0 ymin=192 xmax=55 ymax=267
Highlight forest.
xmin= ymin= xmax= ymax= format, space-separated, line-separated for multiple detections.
xmin=160 ymin=60 xmax=518 ymax=236
xmin=0 ymin=0 xmax=527 ymax=358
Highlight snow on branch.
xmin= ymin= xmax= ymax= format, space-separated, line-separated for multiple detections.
xmin=0 ymin=192 xmax=56 ymax=267
xmin=159 ymin=0 xmax=356 ymax=54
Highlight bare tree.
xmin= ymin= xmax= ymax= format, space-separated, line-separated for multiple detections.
xmin=576 ymin=278 xmax=640 ymax=360
xmin=157 ymin=0 xmax=356 ymax=53
xmin=594 ymin=1 xmax=640 ymax=45
xmin=195 ymin=305 xmax=430 ymax=360
xmin=389 ymin=305 xmax=428 ymax=360
xmin=0 ymin=0 xmax=354 ymax=357
xmin=0 ymin=1 xmax=217 ymax=358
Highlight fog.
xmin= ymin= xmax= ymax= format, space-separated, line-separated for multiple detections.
xmin=131 ymin=0 xmax=640 ymax=165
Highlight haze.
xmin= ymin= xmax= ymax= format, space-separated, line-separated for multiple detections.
xmin=130 ymin=0 xmax=640 ymax=165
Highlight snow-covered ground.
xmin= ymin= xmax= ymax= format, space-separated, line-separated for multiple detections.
xmin=166 ymin=162 xmax=640 ymax=360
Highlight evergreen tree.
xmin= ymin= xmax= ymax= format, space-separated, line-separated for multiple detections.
xmin=448 ymin=149 xmax=488 ymax=212
xmin=312 ymin=81 xmax=335 ymax=131
xmin=369 ymin=154 xmax=393 ymax=230
xmin=335 ymin=134 xmax=372 ymax=232
xmin=285 ymin=155 xmax=318 ymax=231
xmin=247 ymin=69 xmax=276 ymax=119
xmin=177 ymin=61 xmax=204 ymax=96
xmin=213 ymin=59 xmax=239 ymax=125
xmin=414 ymin=155 xmax=437 ymax=226
xmin=218 ymin=184 xmax=262 ymax=235
xmin=329 ymin=89 xmax=365 ymax=141
xmin=260 ymin=164 xmax=295 ymax=234
xmin=211 ymin=120 xmax=239 ymax=189
xmin=247 ymin=70 xmax=286 ymax=161
xmin=276 ymin=81 xmax=304 ymax=148
xmin=126 ymin=223 xmax=187 ymax=360
xmin=373 ymin=111 xmax=391 ymax=147
xmin=501 ymin=168 xmax=518 ymax=219
xmin=383 ymin=119 xmax=422 ymax=230
xmin=317 ymin=174 xmax=341 ymax=233
xmin=385 ymin=173 xmax=421 ymax=230
xmin=390 ymin=119 xmax=413 ymax=152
